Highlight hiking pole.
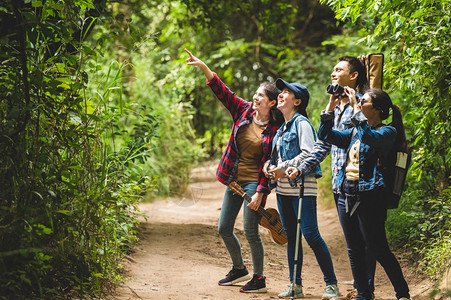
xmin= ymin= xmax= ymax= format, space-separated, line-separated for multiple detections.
xmin=291 ymin=175 xmax=305 ymax=300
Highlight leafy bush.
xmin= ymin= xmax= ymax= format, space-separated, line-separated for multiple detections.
xmin=387 ymin=186 xmax=451 ymax=279
xmin=0 ymin=1 xmax=151 ymax=298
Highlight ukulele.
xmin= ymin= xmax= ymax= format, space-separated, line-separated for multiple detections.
xmin=228 ymin=181 xmax=287 ymax=245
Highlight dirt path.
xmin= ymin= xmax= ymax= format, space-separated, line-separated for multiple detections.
xmin=106 ymin=164 xmax=433 ymax=300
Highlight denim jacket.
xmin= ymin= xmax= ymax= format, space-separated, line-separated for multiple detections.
xmin=318 ymin=110 xmax=397 ymax=193
xmin=271 ymin=112 xmax=322 ymax=179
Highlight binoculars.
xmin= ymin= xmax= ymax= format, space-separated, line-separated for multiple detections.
xmin=326 ymin=84 xmax=345 ymax=96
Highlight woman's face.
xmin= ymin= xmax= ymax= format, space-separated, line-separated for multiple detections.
xmin=277 ymin=88 xmax=301 ymax=115
xmin=359 ymin=93 xmax=379 ymax=119
xmin=252 ymin=86 xmax=276 ymax=113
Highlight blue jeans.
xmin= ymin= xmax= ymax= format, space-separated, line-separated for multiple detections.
xmin=277 ymin=194 xmax=337 ymax=286
xmin=333 ymin=193 xmax=376 ymax=293
xmin=218 ymin=182 xmax=264 ymax=276
xmin=336 ymin=189 xmax=410 ymax=299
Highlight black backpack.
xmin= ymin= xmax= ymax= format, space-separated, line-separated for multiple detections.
xmin=378 ymin=132 xmax=412 ymax=209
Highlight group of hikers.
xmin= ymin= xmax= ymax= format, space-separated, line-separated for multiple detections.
xmin=185 ymin=48 xmax=411 ymax=300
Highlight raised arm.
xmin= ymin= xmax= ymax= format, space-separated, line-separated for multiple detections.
xmin=353 ymin=111 xmax=397 ymax=153
xmin=185 ymin=48 xmax=249 ymax=119
xmin=185 ymin=48 xmax=214 ymax=81
xmin=318 ymin=111 xmax=353 ymax=148
xmin=344 ymin=87 xmax=397 ymax=153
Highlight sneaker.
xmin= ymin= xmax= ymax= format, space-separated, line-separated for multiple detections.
xmin=240 ymin=275 xmax=267 ymax=293
xmin=218 ymin=266 xmax=251 ymax=286
xmin=278 ymin=284 xmax=304 ymax=299
xmin=322 ymin=284 xmax=341 ymax=299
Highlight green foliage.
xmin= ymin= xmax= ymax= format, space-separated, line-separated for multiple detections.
xmin=130 ymin=49 xmax=206 ymax=196
xmin=388 ymin=186 xmax=451 ymax=279
xmin=321 ymin=0 xmax=451 ymax=280
xmin=89 ymin=1 xmax=207 ymax=197
xmin=0 ymin=0 xmax=150 ymax=297
xmin=181 ymin=0 xmax=341 ymax=48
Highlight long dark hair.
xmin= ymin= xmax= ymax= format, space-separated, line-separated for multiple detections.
xmin=259 ymin=82 xmax=284 ymax=123
xmin=295 ymin=102 xmax=309 ymax=119
xmin=367 ymin=89 xmax=408 ymax=151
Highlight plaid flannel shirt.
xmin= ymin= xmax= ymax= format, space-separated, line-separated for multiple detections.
xmin=207 ymin=73 xmax=280 ymax=197
xmin=297 ymin=103 xmax=354 ymax=194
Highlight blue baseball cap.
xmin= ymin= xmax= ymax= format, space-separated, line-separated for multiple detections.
xmin=276 ymin=78 xmax=310 ymax=106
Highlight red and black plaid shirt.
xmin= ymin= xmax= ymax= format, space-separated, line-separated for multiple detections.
xmin=207 ymin=73 xmax=281 ymax=197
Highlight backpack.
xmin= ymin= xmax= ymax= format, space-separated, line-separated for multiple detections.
xmin=378 ymin=132 xmax=412 ymax=209
xmin=358 ymin=53 xmax=384 ymax=89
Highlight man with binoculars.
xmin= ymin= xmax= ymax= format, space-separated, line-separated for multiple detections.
xmin=285 ymin=56 xmax=376 ymax=298
xmin=285 ymin=55 xmax=368 ymax=183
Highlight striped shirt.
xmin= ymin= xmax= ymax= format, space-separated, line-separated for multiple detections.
xmin=274 ymin=120 xmax=318 ymax=196
xmin=276 ymin=176 xmax=318 ymax=197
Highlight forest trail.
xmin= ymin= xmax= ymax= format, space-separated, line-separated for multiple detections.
xmin=105 ymin=164 xmax=433 ymax=300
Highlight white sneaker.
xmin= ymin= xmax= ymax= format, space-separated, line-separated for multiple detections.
xmin=322 ymin=284 xmax=341 ymax=299
xmin=278 ymin=284 xmax=304 ymax=299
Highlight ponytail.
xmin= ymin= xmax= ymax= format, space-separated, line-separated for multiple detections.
xmin=368 ymin=88 xmax=409 ymax=153
xmin=390 ymin=104 xmax=409 ymax=152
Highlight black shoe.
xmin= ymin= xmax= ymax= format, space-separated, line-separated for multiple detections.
xmin=240 ymin=275 xmax=267 ymax=293
xmin=218 ymin=266 xmax=251 ymax=286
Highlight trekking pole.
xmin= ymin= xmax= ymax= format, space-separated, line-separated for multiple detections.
xmin=291 ymin=175 xmax=304 ymax=300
